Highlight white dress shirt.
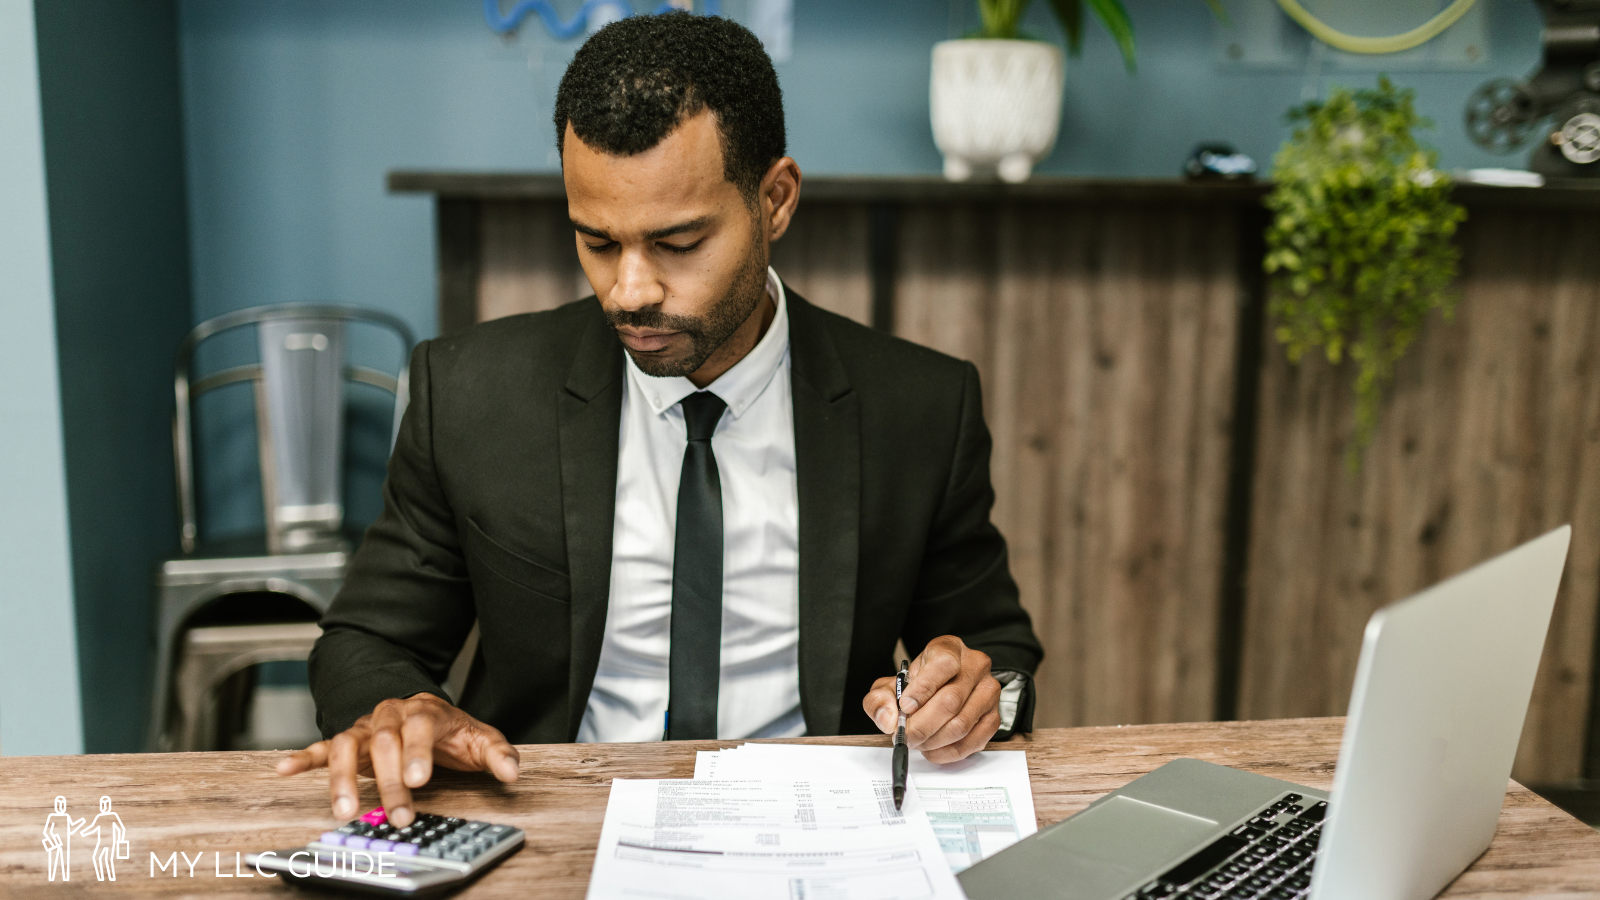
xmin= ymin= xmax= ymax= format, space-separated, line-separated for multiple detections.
xmin=578 ymin=268 xmax=805 ymax=742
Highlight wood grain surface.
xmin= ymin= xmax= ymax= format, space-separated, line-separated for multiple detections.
xmin=3 ymin=720 xmax=1597 ymax=898
xmin=467 ymin=197 xmax=875 ymax=327
xmin=894 ymin=202 xmax=1242 ymax=732
xmin=1239 ymin=210 xmax=1600 ymax=783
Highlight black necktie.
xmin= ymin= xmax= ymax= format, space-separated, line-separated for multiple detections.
xmin=667 ymin=390 xmax=727 ymax=740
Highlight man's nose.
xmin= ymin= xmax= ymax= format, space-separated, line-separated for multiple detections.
xmin=609 ymin=248 xmax=664 ymax=312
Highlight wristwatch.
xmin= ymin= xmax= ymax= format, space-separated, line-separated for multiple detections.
xmin=990 ymin=669 xmax=1034 ymax=740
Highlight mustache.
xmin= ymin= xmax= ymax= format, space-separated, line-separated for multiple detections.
xmin=605 ymin=308 xmax=702 ymax=332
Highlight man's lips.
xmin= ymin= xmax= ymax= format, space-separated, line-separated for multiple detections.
xmin=616 ymin=328 xmax=681 ymax=352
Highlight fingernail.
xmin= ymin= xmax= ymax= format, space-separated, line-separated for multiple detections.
xmin=406 ymin=762 xmax=426 ymax=784
xmin=901 ymin=697 xmax=919 ymax=714
xmin=334 ymin=797 xmax=355 ymax=819
xmin=876 ymin=710 xmax=894 ymax=732
xmin=498 ymin=753 xmax=519 ymax=780
xmin=391 ymin=806 xmax=411 ymax=826
xmin=276 ymin=759 xmax=292 ymax=774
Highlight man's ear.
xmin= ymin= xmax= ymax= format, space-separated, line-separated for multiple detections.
xmin=759 ymin=157 xmax=802 ymax=242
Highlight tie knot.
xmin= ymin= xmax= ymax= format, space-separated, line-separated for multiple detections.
xmin=680 ymin=391 xmax=726 ymax=442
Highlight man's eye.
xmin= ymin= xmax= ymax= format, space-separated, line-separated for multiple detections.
xmin=658 ymin=239 xmax=703 ymax=254
xmin=582 ymin=241 xmax=617 ymax=254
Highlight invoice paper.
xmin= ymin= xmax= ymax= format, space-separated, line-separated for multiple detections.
xmin=694 ymin=744 xmax=1037 ymax=872
xmin=585 ymin=778 xmax=965 ymax=900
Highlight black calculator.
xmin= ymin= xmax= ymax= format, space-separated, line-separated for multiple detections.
xmin=245 ymin=807 xmax=524 ymax=895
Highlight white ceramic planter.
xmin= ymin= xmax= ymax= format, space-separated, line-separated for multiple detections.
xmin=930 ymin=39 xmax=1065 ymax=183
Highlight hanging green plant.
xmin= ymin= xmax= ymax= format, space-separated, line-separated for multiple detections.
xmin=1263 ymin=76 xmax=1466 ymax=467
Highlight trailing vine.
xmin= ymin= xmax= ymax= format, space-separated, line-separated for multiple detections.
xmin=1263 ymin=77 xmax=1466 ymax=467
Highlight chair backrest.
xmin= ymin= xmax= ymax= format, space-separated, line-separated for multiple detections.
xmin=174 ymin=304 xmax=415 ymax=554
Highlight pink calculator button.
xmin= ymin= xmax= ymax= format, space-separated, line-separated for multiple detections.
xmin=360 ymin=807 xmax=387 ymax=826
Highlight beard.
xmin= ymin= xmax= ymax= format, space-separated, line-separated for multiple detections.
xmin=606 ymin=238 xmax=770 ymax=379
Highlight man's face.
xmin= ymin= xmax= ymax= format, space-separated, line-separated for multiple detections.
xmin=563 ymin=111 xmax=770 ymax=384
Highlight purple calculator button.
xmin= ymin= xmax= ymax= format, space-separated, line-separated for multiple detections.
xmin=367 ymin=839 xmax=395 ymax=853
xmin=319 ymin=832 xmax=345 ymax=846
xmin=343 ymin=836 xmax=371 ymax=850
xmin=394 ymin=843 xmax=419 ymax=856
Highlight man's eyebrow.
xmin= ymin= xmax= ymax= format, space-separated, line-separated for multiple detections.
xmin=570 ymin=219 xmax=609 ymax=239
xmin=644 ymin=216 xmax=714 ymax=240
xmin=569 ymin=216 xmax=715 ymax=241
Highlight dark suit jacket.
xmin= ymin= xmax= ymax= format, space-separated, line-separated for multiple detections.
xmin=309 ymin=289 xmax=1042 ymax=742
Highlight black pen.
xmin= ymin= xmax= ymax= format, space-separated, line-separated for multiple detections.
xmin=892 ymin=658 xmax=909 ymax=810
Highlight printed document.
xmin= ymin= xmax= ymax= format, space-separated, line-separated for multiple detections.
xmin=695 ymin=744 xmax=1036 ymax=872
xmin=585 ymin=777 xmax=964 ymax=900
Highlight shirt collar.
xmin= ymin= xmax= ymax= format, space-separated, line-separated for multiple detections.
xmin=623 ymin=267 xmax=791 ymax=419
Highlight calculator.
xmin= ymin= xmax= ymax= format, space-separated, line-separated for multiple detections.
xmin=244 ymin=806 xmax=525 ymax=895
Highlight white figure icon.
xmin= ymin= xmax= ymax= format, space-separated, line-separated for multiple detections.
xmin=79 ymin=795 xmax=128 ymax=882
xmin=41 ymin=796 xmax=83 ymax=882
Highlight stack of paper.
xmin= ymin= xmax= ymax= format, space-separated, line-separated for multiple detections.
xmin=585 ymin=745 xmax=1035 ymax=899
xmin=697 ymin=744 xmax=1037 ymax=873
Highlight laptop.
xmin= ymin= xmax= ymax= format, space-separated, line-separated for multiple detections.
xmin=958 ymin=525 xmax=1572 ymax=900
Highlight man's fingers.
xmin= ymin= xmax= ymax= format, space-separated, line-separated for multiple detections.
xmin=400 ymin=713 xmax=439 ymax=788
xmin=920 ymin=708 xmax=1001 ymax=764
xmin=918 ymin=675 xmax=1001 ymax=752
xmin=861 ymin=676 xmax=899 ymax=733
xmin=904 ymin=678 xmax=973 ymax=748
xmin=901 ymin=638 xmax=965 ymax=715
xmin=327 ymin=731 xmax=364 ymax=821
xmin=368 ymin=702 xmax=415 ymax=828
xmin=284 ymin=695 xmax=520 ymax=824
xmin=429 ymin=713 xmax=521 ymax=783
xmin=483 ymin=733 xmax=522 ymax=784
xmin=277 ymin=740 xmax=330 ymax=776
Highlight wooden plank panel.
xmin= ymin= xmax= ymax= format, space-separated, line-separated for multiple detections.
xmin=895 ymin=202 xmax=1240 ymax=730
xmin=468 ymin=199 xmax=867 ymax=326
xmin=436 ymin=198 xmax=481 ymax=335
xmin=770 ymin=203 xmax=872 ymax=325
xmin=1239 ymin=208 xmax=1600 ymax=783
xmin=477 ymin=200 xmax=589 ymax=321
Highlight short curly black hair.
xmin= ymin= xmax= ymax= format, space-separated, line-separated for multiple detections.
xmin=554 ymin=13 xmax=785 ymax=199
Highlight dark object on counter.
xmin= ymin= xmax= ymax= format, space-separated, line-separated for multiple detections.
xmin=1183 ymin=143 xmax=1258 ymax=181
xmin=1465 ymin=0 xmax=1600 ymax=177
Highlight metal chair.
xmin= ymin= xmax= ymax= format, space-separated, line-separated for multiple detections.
xmin=149 ymin=304 xmax=415 ymax=750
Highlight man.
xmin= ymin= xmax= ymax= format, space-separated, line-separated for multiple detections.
xmin=279 ymin=13 xmax=1042 ymax=830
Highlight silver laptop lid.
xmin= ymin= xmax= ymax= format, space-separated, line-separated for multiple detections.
xmin=1311 ymin=525 xmax=1571 ymax=900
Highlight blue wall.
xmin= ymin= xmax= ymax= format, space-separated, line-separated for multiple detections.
xmin=176 ymin=0 xmax=1544 ymax=339
xmin=34 ymin=0 xmax=196 ymax=754
xmin=173 ymin=0 xmax=1542 ymax=541
xmin=0 ymin=0 xmax=85 ymax=757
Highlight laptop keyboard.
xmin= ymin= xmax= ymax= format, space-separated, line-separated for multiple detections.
xmin=1125 ymin=793 xmax=1328 ymax=900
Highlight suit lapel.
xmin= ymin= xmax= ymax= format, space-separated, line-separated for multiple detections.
xmin=787 ymin=292 xmax=860 ymax=736
xmin=558 ymin=304 xmax=624 ymax=739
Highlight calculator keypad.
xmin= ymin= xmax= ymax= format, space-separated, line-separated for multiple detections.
xmin=314 ymin=809 xmax=515 ymax=863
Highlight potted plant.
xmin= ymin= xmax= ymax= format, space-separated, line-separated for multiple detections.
xmin=1263 ymin=77 xmax=1467 ymax=465
xmin=931 ymin=1 xmax=1217 ymax=182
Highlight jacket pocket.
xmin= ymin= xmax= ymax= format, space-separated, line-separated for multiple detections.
xmin=463 ymin=516 xmax=571 ymax=604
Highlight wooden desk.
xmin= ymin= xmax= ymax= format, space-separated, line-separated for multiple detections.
xmin=3 ymin=718 xmax=1597 ymax=897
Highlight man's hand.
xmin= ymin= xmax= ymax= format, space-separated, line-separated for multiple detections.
xmin=276 ymin=693 xmax=520 ymax=828
xmin=862 ymin=635 xmax=1000 ymax=764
